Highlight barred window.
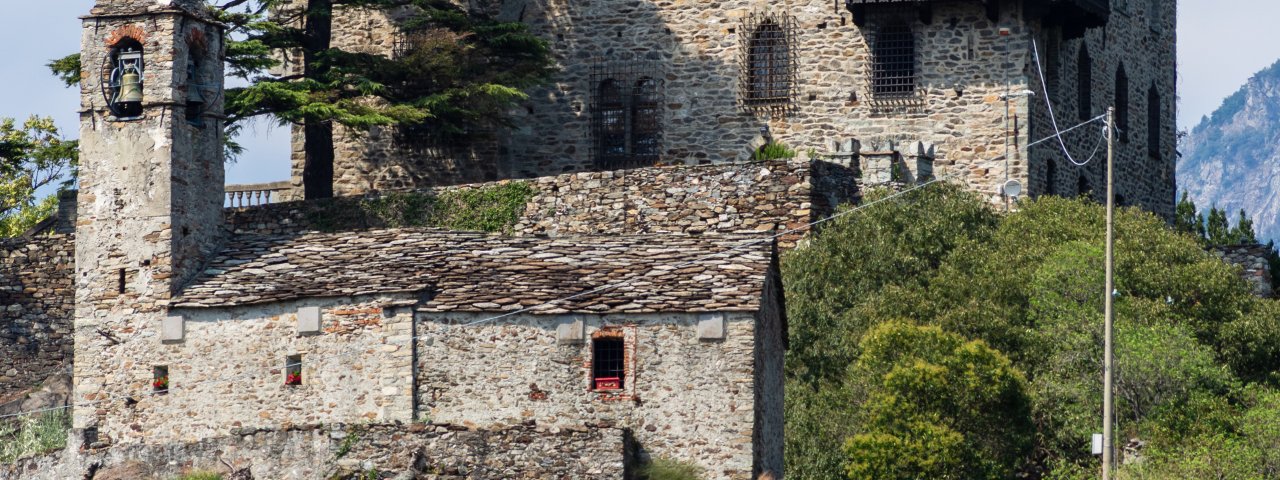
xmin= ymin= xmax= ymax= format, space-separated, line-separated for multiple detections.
xmin=592 ymin=336 xmax=626 ymax=391
xmin=742 ymin=14 xmax=796 ymax=111
xmin=1115 ymin=65 xmax=1129 ymax=142
xmin=871 ymin=20 xmax=916 ymax=98
xmin=591 ymin=64 xmax=664 ymax=170
xmin=1078 ymin=46 xmax=1092 ymax=121
xmin=632 ymin=78 xmax=661 ymax=162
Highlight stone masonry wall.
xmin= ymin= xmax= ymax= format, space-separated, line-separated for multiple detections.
xmin=231 ymin=159 xmax=858 ymax=249
xmin=1211 ymin=244 xmax=1275 ymax=299
xmin=302 ymin=1 xmax=1035 ymax=201
xmin=1 ymin=423 xmax=624 ymax=479
xmin=416 ymin=311 xmax=764 ymax=479
xmin=77 ymin=296 xmax=417 ymax=446
xmin=0 ymin=235 xmax=74 ymax=401
xmin=1027 ymin=0 xmax=1177 ymax=218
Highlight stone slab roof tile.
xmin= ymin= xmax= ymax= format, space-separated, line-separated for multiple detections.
xmin=174 ymin=229 xmax=771 ymax=313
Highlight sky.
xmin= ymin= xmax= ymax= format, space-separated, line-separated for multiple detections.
xmin=0 ymin=0 xmax=1275 ymax=187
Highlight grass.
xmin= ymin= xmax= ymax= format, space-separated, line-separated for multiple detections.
xmin=0 ymin=409 xmax=71 ymax=463
xmin=307 ymin=181 xmax=536 ymax=233
xmin=636 ymin=457 xmax=703 ymax=480
xmin=174 ymin=471 xmax=223 ymax=480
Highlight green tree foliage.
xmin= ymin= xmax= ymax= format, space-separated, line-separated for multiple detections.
xmin=52 ymin=0 xmax=554 ymax=198
xmin=1206 ymin=206 xmax=1232 ymax=245
xmin=1174 ymin=191 xmax=1204 ymax=239
xmin=783 ymin=186 xmax=1280 ymax=479
xmin=0 ymin=117 xmax=78 ymax=237
xmin=844 ymin=322 xmax=1033 ymax=480
xmin=1233 ymin=209 xmax=1258 ymax=244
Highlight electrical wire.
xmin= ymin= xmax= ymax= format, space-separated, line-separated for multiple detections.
xmin=1031 ymin=38 xmax=1109 ymax=167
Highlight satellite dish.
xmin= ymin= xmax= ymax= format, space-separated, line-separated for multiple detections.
xmin=1002 ymin=179 xmax=1023 ymax=198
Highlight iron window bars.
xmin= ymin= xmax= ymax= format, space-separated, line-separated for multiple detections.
xmin=590 ymin=61 xmax=664 ymax=170
xmin=740 ymin=12 xmax=798 ymax=114
xmin=592 ymin=337 xmax=626 ymax=390
xmin=870 ymin=19 xmax=917 ymax=99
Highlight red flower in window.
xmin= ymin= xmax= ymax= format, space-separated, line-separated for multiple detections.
xmin=285 ymin=371 xmax=302 ymax=386
xmin=152 ymin=376 xmax=168 ymax=390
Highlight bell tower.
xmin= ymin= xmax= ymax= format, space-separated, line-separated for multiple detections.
xmin=74 ymin=0 xmax=224 ymax=439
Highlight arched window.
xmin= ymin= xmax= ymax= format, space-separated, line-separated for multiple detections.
xmin=596 ymin=79 xmax=628 ymax=167
xmin=745 ymin=18 xmax=792 ymax=107
xmin=872 ymin=20 xmax=916 ymax=98
xmin=1115 ymin=65 xmax=1129 ymax=142
xmin=106 ymin=37 xmax=145 ymax=118
xmin=632 ymin=77 xmax=661 ymax=162
xmin=1148 ymin=85 xmax=1162 ymax=160
xmin=1078 ymin=45 xmax=1092 ymax=121
xmin=590 ymin=69 xmax=665 ymax=169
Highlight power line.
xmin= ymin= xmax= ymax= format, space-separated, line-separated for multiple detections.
xmin=1031 ymin=38 xmax=1110 ymax=167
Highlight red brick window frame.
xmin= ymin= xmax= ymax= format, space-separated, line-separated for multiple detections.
xmin=589 ymin=328 xmax=634 ymax=393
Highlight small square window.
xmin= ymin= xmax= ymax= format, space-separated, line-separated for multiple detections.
xmin=285 ymin=354 xmax=303 ymax=386
xmin=152 ymin=366 xmax=169 ymax=394
xmin=592 ymin=337 xmax=625 ymax=391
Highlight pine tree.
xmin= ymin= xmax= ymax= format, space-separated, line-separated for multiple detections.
xmin=1205 ymin=206 xmax=1231 ymax=245
xmin=51 ymin=0 xmax=554 ymax=199
xmin=1174 ymin=191 xmax=1201 ymax=238
xmin=1230 ymin=209 xmax=1258 ymax=245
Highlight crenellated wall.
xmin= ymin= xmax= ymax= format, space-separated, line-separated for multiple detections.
xmin=0 ymin=235 xmax=75 ymax=401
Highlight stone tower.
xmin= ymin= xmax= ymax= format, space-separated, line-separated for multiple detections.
xmin=74 ymin=0 xmax=224 ymax=440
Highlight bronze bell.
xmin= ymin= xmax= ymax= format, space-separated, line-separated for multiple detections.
xmin=117 ymin=71 xmax=143 ymax=104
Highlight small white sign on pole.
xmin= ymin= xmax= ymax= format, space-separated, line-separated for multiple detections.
xmin=1091 ymin=433 xmax=1104 ymax=456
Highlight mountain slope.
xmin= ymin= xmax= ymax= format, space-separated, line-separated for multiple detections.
xmin=1179 ymin=60 xmax=1280 ymax=243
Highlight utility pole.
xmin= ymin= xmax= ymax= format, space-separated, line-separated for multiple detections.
xmin=1102 ymin=106 xmax=1116 ymax=480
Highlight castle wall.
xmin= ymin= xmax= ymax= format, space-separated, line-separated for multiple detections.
xmin=1211 ymin=244 xmax=1275 ymax=299
xmin=1027 ymin=0 xmax=1177 ymax=218
xmin=1 ymin=423 xmax=624 ymax=479
xmin=416 ymin=310 xmax=770 ymax=479
xmin=300 ymin=1 xmax=1034 ymax=201
xmin=234 ymin=159 xmax=858 ymax=249
xmin=0 ymin=235 xmax=74 ymax=401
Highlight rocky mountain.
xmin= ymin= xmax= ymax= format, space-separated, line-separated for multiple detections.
xmin=1179 ymin=60 xmax=1280 ymax=244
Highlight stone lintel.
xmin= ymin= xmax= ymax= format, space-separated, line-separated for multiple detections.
xmin=697 ymin=313 xmax=726 ymax=340
xmin=161 ymin=315 xmax=184 ymax=343
xmin=556 ymin=315 xmax=585 ymax=345
xmin=297 ymin=306 xmax=322 ymax=335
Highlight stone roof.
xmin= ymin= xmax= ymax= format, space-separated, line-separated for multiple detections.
xmin=174 ymin=229 xmax=772 ymax=313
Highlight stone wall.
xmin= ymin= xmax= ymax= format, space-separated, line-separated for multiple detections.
xmin=1027 ymin=0 xmax=1178 ymax=218
xmin=79 ymin=295 xmax=417 ymax=446
xmin=0 ymin=235 xmax=74 ymax=401
xmin=230 ymin=159 xmax=858 ymax=248
xmin=1 ymin=422 xmax=624 ymax=479
xmin=1211 ymin=244 xmax=1275 ymax=299
xmin=76 ymin=1 xmax=229 ymax=439
xmin=415 ymin=310 xmax=772 ymax=479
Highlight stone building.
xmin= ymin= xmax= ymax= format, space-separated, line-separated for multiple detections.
xmin=35 ymin=1 xmax=797 ymax=477
xmin=295 ymin=0 xmax=1177 ymax=217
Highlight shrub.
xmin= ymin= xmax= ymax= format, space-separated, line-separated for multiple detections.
xmin=752 ymin=142 xmax=797 ymax=161
xmin=0 ymin=410 xmax=71 ymax=463
xmin=637 ymin=457 xmax=703 ymax=480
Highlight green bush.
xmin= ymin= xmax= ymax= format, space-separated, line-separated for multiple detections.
xmin=637 ymin=457 xmax=702 ymax=480
xmin=845 ymin=322 xmax=1034 ymax=480
xmin=782 ymin=186 xmax=1280 ymax=478
xmin=751 ymin=142 xmax=797 ymax=161
xmin=0 ymin=410 xmax=70 ymax=463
